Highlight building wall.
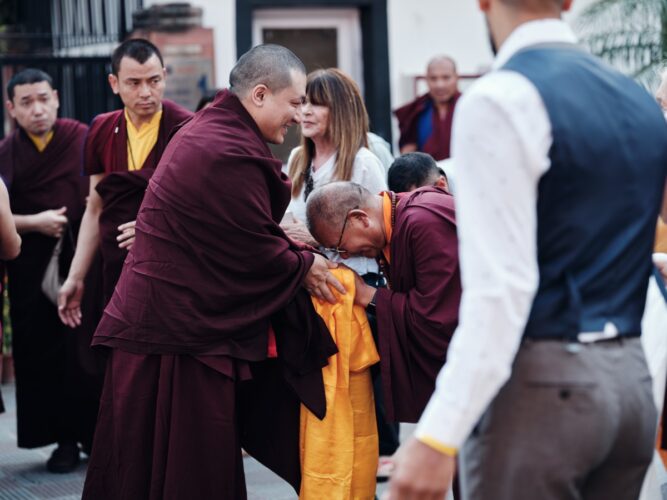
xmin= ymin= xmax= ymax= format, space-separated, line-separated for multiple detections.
xmin=145 ymin=0 xmax=597 ymax=135
xmin=144 ymin=0 xmax=235 ymax=88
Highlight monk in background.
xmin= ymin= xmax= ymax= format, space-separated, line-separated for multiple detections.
xmin=394 ymin=56 xmax=461 ymax=160
xmin=58 ymin=38 xmax=192 ymax=325
xmin=82 ymin=44 xmax=344 ymax=499
xmin=0 ymin=69 xmax=98 ymax=472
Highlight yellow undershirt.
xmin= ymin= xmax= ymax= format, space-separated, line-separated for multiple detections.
xmin=125 ymin=108 xmax=162 ymax=171
xmin=28 ymin=130 xmax=54 ymax=153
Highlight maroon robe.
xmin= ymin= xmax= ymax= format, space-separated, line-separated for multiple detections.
xmin=83 ymin=99 xmax=193 ymax=302
xmin=0 ymin=119 xmax=100 ymax=448
xmin=83 ymin=90 xmax=337 ymax=499
xmin=394 ymin=92 xmax=461 ymax=161
xmin=376 ymin=187 xmax=461 ymax=422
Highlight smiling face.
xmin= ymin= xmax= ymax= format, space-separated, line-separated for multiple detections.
xmin=7 ymin=81 xmax=59 ymax=136
xmin=108 ymin=54 xmax=166 ymax=121
xmin=255 ymin=69 xmax=307 ymax=144
xmin=300 ymin=100 xmax=330 ymax=141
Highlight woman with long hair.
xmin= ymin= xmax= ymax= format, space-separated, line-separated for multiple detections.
xmin=283 ymin=68 xmax=395 ymax=492
xmin=284 ymin=68 xmax=387 ymax=277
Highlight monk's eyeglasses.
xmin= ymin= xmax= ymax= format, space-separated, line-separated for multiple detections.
xmin=323 ymin=207 xmax=358 ymax=256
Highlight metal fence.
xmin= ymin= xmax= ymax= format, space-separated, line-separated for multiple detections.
xmin=0 ymin=55 xmax=121 ymax=138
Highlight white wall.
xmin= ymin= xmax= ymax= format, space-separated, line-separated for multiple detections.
xmin=143 ymin=0 xmax=236 ymax=88
xmin=145 ymin=0 xmax=598 ymax=99
xmin=388 ymin=0 xmax=597 ymax=107
xmin=145 ymin=0 xmax=598 ymax=134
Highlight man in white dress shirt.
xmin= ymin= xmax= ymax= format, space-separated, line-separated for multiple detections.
xmin=385 ymin=1 xmax=667 ymax=499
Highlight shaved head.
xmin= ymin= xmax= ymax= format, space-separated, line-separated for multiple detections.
xmin=230 ymin=44 xmax=306 ymax=98
xmin=427 ymin=55 xmax=457 ymax=74
xmin=306 ymin=182 xmax=374 ymax=242
xmin=426 ymin=55 xmax=459 ymax=105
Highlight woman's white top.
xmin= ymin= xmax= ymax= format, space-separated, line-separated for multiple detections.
xmin=286 ymin=146 xmax=387 ymax=275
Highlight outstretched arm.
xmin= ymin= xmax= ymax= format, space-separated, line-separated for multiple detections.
xmin=14 ymin=206 xmax=68 ymax=238
xmin=58 ymin=173 xmax=104 ymax=327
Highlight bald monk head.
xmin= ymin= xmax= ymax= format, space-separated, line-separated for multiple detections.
xmin=230 ymin=44 xmax=307 ymax=144
xmin=426 ymin=56 xmax=459 ymax=107
xmin=306 ymin=181 xmax=388 ymax=259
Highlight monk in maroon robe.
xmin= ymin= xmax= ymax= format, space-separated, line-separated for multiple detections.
xmin=0 ymin=69 xmax=100 ymax=472
xmin=83 ymin=98 xmax=190 ymax=302
xmin=394 ymin=56 xmax=461 ymax=161
xmin=306 ymin=181 xmax=462 ymax=422
xmin=82 ymin=45 xmax=344 ymax=499
xmin=58 ymin=39 xmax=192 ymax=328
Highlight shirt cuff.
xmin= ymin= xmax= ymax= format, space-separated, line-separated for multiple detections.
xmin=415 ymin=435 xmax=458 ymax=457
xmin=414 ymin=387 xmax=475 ymax=450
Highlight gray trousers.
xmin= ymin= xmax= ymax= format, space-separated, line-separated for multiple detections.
xmin=460 ymin=337 xmax=657 ymax=500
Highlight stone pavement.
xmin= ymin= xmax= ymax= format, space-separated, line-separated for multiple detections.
xmin=0 ymin=382 xmax=400 ymax=499
xmin=5 ymin=378 xmax=662 ymax=500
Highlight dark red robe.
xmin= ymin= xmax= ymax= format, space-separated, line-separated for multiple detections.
xmin=0 ymin=119 xmax=100 ymax=448
xmin=376 ymin=187 xmax=461 ymax=422
xmin=83 ymin=90 xmax=337 ymax=499
xmin=394 ymin=92 xmax=461 ymax=161
xmin=83 ymin=99 xmax=193 ymax=302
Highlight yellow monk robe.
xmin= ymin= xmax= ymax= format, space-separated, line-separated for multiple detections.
xmin=28 ymin=130 xmax=54 ymax=152
xmin=125 ymin=108 xmax=162 ymax=171
xmin=300 ymin=268 xmax=380 ymax=500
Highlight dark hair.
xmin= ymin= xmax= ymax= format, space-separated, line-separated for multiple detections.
xmin=388 ymin=152 xmax=444 ymax=193
xmin=229 ymin=44 xmax=305 ymax=97
xmin=7 ymin=68 xmax=54 ymax=100
xmin=111 ymin=38 xmax=164 ymax=75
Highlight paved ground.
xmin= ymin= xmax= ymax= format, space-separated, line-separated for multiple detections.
xmin=0 ymin=382 xmax=400 ymax=499
xmin=3 ymin=379 xmax=665 ymax=499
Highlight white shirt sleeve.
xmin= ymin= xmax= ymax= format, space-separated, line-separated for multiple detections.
xmin=350 ymin=148 xmax=388 ymax=195
xmin=415 ymin=71 xmax=553 ymax=448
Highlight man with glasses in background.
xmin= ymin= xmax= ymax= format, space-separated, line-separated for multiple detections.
xmin=306 ymin=181 xmax=462 ymax=427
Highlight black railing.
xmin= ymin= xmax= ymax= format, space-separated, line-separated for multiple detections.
xmin=0 ymin=55 xmax=121 ymax=138
xmin=0 ymin=0 xmax=142 ymax=55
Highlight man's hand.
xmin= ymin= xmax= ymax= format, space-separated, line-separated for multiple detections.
xmin=382 ymin=437 xmax=456 ymax=500
xmin=340 ymin=264 xmax=376 ymax=307
xmin=57 ymin=277 xmax=84 ymax=328
xmin=35 ymin=207 xmax=68 ymax=238
xmin=117 ymin=220 xmax=136 ymax=250
xmin=303 ymin=253 xmax=346 ymax=304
